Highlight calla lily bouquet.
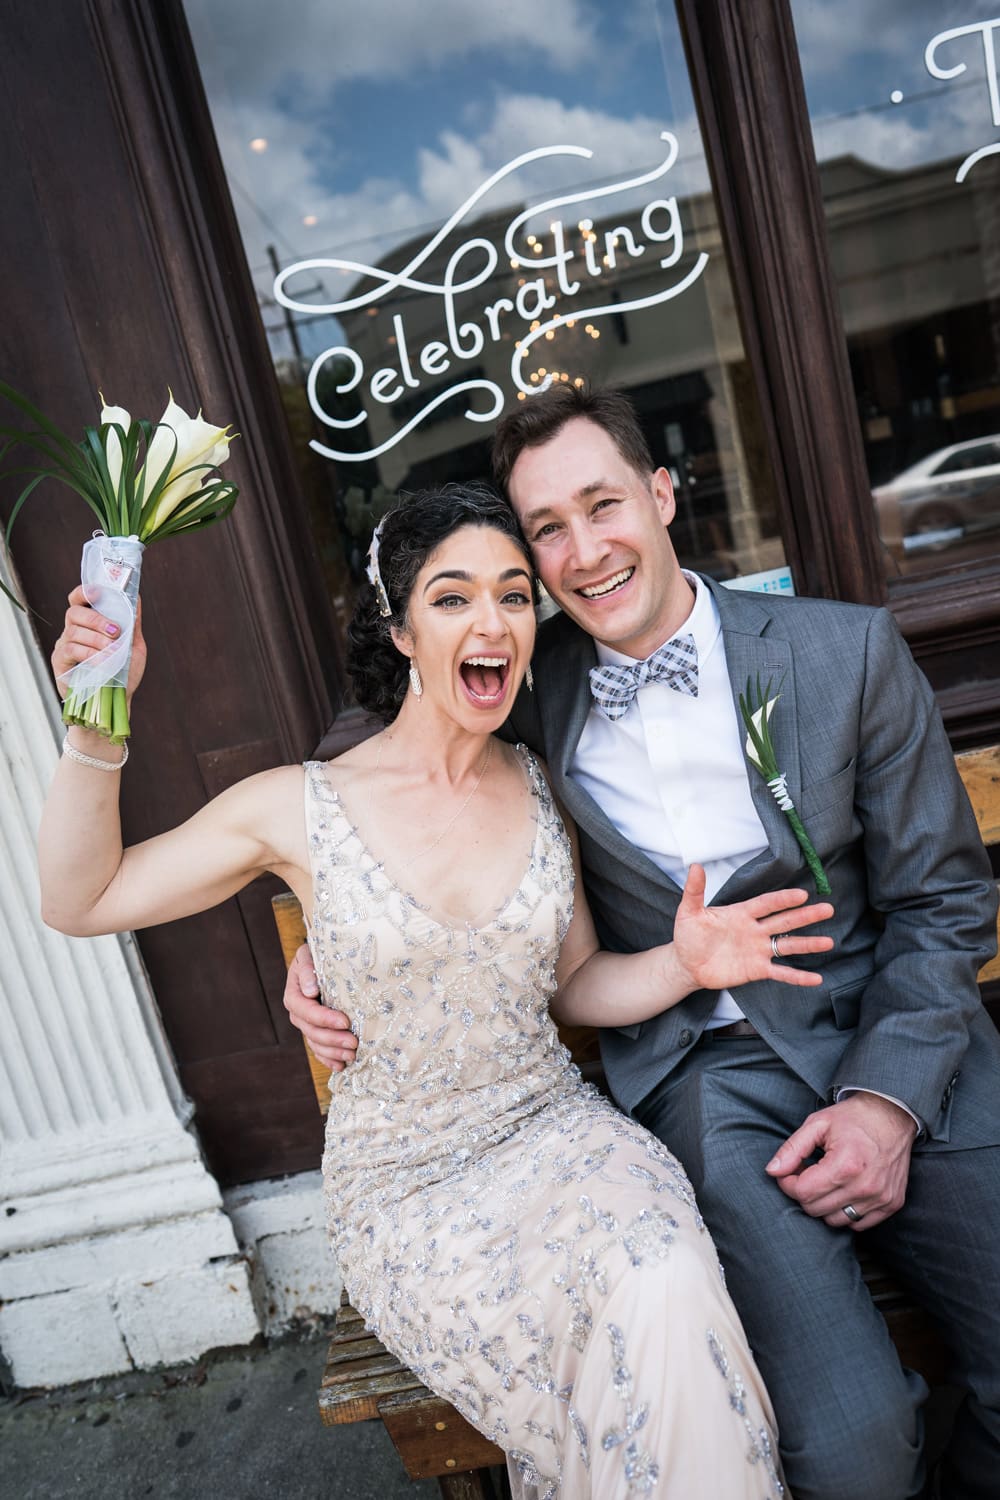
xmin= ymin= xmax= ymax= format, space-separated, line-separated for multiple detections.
xmin=0 ymin=382 xmax=238 ymax=742
xmin=739 ymin=675 xmax=832 ymax=896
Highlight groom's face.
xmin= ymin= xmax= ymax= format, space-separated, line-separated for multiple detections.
xmin=507 ymin=417 xmax=689 ymax=659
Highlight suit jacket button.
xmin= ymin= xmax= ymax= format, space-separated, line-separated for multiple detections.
xmin=679 ymin=1028 xmax=693 ymax=1048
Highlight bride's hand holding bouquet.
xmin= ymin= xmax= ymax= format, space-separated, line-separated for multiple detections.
xmin=54 ymin=584 xmax=148 ymax=764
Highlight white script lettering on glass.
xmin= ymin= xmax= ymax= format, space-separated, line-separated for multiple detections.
xmin=273 ymin=133 xmax=709 ymax=463
xmin=923 ymin=18 xmax=1000 ymax=182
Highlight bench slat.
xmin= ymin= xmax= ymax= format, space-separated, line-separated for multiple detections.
xmin=319 ymin=1366 xmax=427 ymax=1426
xmin=956 ymin=745 xmax=1000 ymax=845
xmin=378 ymin=1390 xmax=505 ymax=1480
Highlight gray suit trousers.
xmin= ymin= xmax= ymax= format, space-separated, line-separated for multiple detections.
xmin=635 ymin=1037 xmax=1000 ymax=1500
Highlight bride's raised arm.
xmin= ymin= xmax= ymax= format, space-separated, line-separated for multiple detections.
xmin=551 ymin=791 xmax=835 ymax=1028
xmin=39 ymin=586 xmax=307 ymax=938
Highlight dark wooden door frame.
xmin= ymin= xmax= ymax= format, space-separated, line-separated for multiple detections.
xmin=0 ymin=0 xmax=350 ymax=1183
xmin=676 ymin=0 xmax=1000 ymax=745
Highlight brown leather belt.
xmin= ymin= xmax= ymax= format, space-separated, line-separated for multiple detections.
xmin=702 ymin=1019 xmax=761 ymax=1040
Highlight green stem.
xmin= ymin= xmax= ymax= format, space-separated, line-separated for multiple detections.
xmin=111 ymin=685 xmax=130 ymax=743
xmin=784 ymin=809 xmax=832 ymax=896
xmin=99 ymin=684 xmax=114 ymax=737
xmin=60 ymin=685 xmax=131 ymax=745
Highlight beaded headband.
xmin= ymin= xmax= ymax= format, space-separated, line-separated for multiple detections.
xmin=365 ymin=516 xmax=392 ymax=618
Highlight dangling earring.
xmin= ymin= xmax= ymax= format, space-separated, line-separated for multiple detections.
xmin=409 ymin=661 xmax=423 ymax=698
xmin=525 ymin=664 xmax=534 ymax=693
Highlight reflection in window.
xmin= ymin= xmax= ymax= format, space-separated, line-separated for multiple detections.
xmin=184 ymin=0 xmax=784 ymax=637
xmin=791 ymin=4 xmax=1000 ymax=580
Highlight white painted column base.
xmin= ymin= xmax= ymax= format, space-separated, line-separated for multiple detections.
xmin=0 ymin=1126 xmax=262 ymax=1387
xmin=0 ymin=555 xmax=261 ymax=1388
xmin=224 ymin=1170 xmax=344 ymax=1337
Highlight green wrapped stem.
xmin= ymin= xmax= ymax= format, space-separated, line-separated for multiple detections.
xmin=782 ymin=806 xmax=831 ymax=897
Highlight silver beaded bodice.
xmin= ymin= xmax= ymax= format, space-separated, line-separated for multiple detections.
xmin=305 ymin=747 xmax=580 ymax=1259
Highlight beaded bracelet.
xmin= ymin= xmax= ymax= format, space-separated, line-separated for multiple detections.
xmin=62 ymin=734 xmax=129 ymax=771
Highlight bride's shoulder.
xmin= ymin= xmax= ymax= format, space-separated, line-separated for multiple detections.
xmin=304 ymin=740 xmax=380 ymax=797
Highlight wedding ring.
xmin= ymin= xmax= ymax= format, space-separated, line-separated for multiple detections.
xmin=770 ymin=934 xmax=783 ymax=960
xmin=842 ymin=1204 xmax=863 ymax=1223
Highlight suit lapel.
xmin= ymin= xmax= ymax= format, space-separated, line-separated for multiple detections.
xmin=708 ymin=579 xmax=804 ymax=897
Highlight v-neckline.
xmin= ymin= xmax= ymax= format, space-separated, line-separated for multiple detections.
xmin=315 ymin=745 xmax=543 ymax=935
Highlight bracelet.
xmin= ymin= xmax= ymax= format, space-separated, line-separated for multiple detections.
xmin=62 ymin=734 xmax=129 ymax=771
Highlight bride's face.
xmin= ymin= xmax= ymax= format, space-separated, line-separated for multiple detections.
xmin=393 ymin=524 xmax=536 ymax=728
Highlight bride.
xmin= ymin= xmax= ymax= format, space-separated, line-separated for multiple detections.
xmin=41 ymin=481 xmax=833 ymax=1497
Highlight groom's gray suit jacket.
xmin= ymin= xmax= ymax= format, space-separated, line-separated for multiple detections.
xmin=507 ymin=577 xmax=1000 ymax=1149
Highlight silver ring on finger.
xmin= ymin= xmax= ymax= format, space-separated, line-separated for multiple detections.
xmin=842 ymin=1203 xmax=863 ymax=1223
xmin=770 ymin=934 xmax=784 ymax=960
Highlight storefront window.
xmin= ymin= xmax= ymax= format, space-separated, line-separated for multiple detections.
xmin=791 ymin=4 xmax=1000 ymax=583
xmin=184 ymin=1 xmax=785 ymax=635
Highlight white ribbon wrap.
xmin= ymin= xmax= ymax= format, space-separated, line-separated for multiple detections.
xmin=63 ymin=533 xmax=145 ymax=696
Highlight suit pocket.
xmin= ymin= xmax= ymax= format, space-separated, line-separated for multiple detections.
xmin=799 ymin=756 xmax=857 ymax=818
xmin=798 ymin=757 xmax=860 ymax=853
xmin=828 ymin=974 xmax=870 ymax=1030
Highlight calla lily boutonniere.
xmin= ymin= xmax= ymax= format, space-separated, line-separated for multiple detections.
xmin=739 ymin=675 xmax=831 ymax=896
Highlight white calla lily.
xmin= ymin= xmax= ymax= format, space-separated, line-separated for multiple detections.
xmin=99 ymin=395 xmax=133 ymax=494
xmin=139 ymin=395 xmax=231 ymax=536
xmin=744 ymin=696 xmax=778 ymax=773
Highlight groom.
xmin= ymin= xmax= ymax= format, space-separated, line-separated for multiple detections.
xmin=287 ymin=386 xmax=1000 ymax=1500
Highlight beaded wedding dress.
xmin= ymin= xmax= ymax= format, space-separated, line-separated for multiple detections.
xmin=304 ymin=749 xmax=785 ymax=1499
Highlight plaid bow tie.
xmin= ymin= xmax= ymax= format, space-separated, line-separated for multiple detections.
xmin=588 ymin=634 xmax=699 ymax=721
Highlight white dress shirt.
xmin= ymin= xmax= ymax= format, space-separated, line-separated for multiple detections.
xmin=570 ymin=573 xmax=765 ymax=1025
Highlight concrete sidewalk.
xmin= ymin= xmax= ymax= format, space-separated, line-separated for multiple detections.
xmin=0 ymin=1327 xmax=439 ymax=1500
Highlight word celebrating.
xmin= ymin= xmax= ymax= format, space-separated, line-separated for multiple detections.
xmin=274 ymin=134 xmax=708 ymax=463
xmin=924 ymin=18 xmax=1000 ymax=182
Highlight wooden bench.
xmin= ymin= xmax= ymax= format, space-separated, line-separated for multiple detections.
xmin=271 ymin=744 xmax=1000 ymax=1495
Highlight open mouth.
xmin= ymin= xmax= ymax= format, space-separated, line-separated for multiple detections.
xmin=576 ymin=566 xmax=635 ymax=601
xmin=459 ymin=655 xmax=511 ymax=706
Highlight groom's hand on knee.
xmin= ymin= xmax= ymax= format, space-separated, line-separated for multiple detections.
xmin=765 ymin=1095 xmax=917 ymax=1230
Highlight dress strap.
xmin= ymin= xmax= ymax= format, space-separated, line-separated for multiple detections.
xmin=514 ymin=743 xmax=555 ymax=814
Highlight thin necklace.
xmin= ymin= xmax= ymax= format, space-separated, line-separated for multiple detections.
xmin=369 ymin=733 xmax=494 ymax=870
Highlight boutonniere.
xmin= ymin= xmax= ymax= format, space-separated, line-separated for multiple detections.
xmin=739 ymin=676 xmax=831 ymax=896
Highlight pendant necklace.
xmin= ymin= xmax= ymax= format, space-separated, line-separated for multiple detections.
xmin=369 ymin=733 xmax=494 ymax=870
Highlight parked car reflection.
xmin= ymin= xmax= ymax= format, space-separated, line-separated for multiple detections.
xmin=874 ymin=435 xmax=1000 ymax=558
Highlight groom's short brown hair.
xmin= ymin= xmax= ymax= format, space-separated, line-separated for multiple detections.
xmin=491 ymin=385 xmax=654 ymax=494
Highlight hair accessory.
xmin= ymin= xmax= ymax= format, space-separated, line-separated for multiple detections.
xmin=62 ymin=733 xmax=129 ymax=771
xmin=408 ymin=662 xmax=423 ymax=698
xmin=366 ymin=517 xmax=392 ymax=618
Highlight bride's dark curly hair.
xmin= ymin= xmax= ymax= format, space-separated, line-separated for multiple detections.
xmin=347 ymin=482 xmax=534 ymax=722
